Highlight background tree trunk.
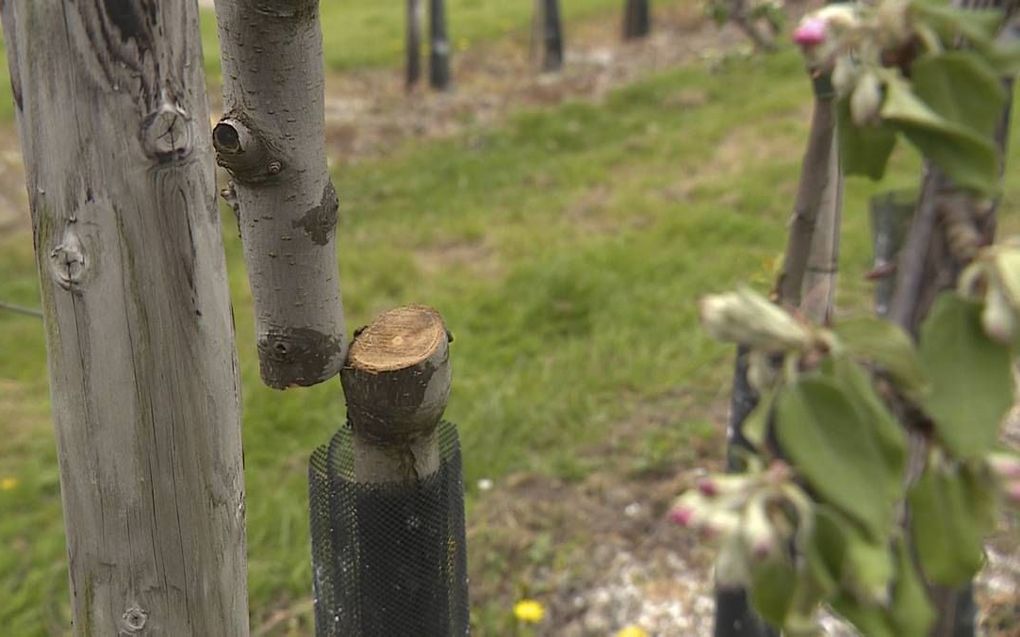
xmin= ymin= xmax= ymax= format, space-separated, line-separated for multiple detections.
xmin=534 ymin=0 xmax=565 ymax=72
xmin=0 ymin=2 xmax=248 ymax=635
xmin=212 ymin=0 xmax=347 ymax=389
xmin=429 ymin=0 xmax=453 ymax=90
xmin=623 ymin=0 xmax=652 ymax=39
xmin=407 ymin=0 xmax=423 ymax=90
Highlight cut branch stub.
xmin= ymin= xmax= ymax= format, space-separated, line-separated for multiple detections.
xmin=213 ymin=0 xmax=346 ymax=389
xmin=341 ymin=305 xmax=452 ymax=483
xmin=212 ymin=118 xmax=281 ymax=185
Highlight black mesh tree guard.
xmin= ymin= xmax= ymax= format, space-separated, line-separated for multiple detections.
xmin=308 ymin=421 xmax=469 ymax=637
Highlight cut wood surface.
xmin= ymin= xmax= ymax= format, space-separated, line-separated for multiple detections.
xmin=213 ymin=0 xmax=347 ymax=389
xmin=341 ymin=305 xmax=452 ymax=483
xmin=1 ymin=1 xmax=248 ymax=634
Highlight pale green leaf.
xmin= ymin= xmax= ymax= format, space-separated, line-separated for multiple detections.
xmin=908 ymin=463 xmax=987 ymax=584
xmin=775 ymin=378 xmax=900 ymax=538
xmin=828 ymin=356 xmax=908 ymax=483
xmin=912 ymin=0 xmax=1002 ymax=47
xmin=833 ymin=316 xmax=927 ymax=395
xmin=918 ymin=293 xmax=1013 ymax=457
xmin=881 ymin=75 xmax=999 ymax=193
xmin=750 ymin=557 xmax=797 ymax=626
xmin=911 ymin=52 xmax=1005 ymax=138
xmin=889 ymin=538 xmax=935 ymax=636
xmin=838 ymin=96 xmax=897 ymax=181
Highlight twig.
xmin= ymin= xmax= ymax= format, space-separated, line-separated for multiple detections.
xmin=0 ymin=300 xmax=43 ymax=319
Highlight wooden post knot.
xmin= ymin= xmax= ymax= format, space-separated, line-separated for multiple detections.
xmin=49 ymin=233 xmax=88 ymax=291
xmin=142 ymin=96 xmax=193 ymax=163
xmin=121 ymin=606 xmax=148 ymax=632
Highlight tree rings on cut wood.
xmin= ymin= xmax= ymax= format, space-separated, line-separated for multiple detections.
xmin=341 ymin=305 xmax=452 ymax=483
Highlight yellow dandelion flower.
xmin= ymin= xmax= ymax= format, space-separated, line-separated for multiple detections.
xmin=513 ymin=598 xmax=545 ymax=624
xmin=616 ymin=625 xmax=650 ymax=637
xmin=1 ymin=477 xmax=18 ymax=491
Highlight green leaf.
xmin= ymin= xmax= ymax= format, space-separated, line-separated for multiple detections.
xmin=838 ymin=96 xmax=897 ymax=181
xmin=750 ymin=557 xmax=797 ymax=626
xmin=881 ymin=75 xmax=999 ymax=193
xmin=844 ymin=534 xmax=894 ymax=601
xmin=918 ymin=293 xmax=1013 ymax=457
xmin=911 ymin=52 xmax=1005 ymax=139
xmin=805 ymin=505 xmax=849 ymax=596
xmin=775 ymin=377 xmax=900 ymax=538
xmin=833 ymin=316 xmax=927 ymax=395
xmin=912 ymin=0 xmax=1002 ymax=47
xmin=889 ymin=538 xmax=935 ymax=636
xmin=828 ymin=356 xmax=908 ymax=483
xmin=832 ymin=594 xmax=896 ymax=637
xmin=908 ymin=462 xmax=987 ymax=584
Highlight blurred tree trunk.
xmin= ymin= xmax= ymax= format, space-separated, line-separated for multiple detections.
xmin=430 ymin=0 xmax=452 ymax=90
xmin=212 ymin=0 xmax=347 ymax=389
xmin=717 ymin=82 xmax=842 ymax=637
xmin=0 ymin=1 xmax=248 ymax=634
xmin=534 ymin=0 xmax=565 ymax=72
xmin=623 ymin=0 xmax=651 ymax=39
xmin=407 ymin=0 xmax=424 ymax=89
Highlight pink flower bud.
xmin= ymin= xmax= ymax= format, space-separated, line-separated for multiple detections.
xmin=669 ymin=507 xmax=696 ymax=527
xmin=697 ymin=477 xmax=719 ymax=497
xmin=793 ymin=17 xmax=827 ymax=47
xmin=1007 ymin=481 xmax=1020 ymax=506
xmin=988 ymin=453 xmax=1020 ymax=480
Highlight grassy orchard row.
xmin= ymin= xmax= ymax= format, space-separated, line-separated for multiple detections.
xmin=0 ymin=0 xmax=683 ymax=120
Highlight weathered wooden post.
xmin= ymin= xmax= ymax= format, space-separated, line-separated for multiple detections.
xmin=0 ymin=1 xmax=248 ymax=634
xmin=407 ymin=0 xmax=424 ymax=90
xmin=534 ymin=0 xmax=565 ymax=72
xmin=429 ymin=0 xmax=453 ymax=91
xmin=623 ymin=0 xmax=652 ymax=39
xmin=212 ymin=0 xmax=347 ymax=389
xmin=309 ymin=305 xmax=469 ymax=636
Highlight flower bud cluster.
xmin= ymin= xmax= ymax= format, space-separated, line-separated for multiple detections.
xmin=793 ymin=0 xmax=922 ymax=126
xmin=668 ymin=462 xmax=812 ymax=581
xmin=958 ymin=239 xmax=1020 ymax=346
xmin=699 ymin=288 xmax=818 ymax=353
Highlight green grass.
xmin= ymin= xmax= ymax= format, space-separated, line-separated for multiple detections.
xmin=1 ymin=46 xmax=1018 ymax=635
xmin=0 ymin=1 xmax=684 ymax=122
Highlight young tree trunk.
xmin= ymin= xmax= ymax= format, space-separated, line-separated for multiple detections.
xmin=776 ymin=91 xmax=843 ymax=315
xmin=623 ymin=0 xmax=652 ymax=39
xmin=534 ymin=0 xmax=565 ymax=72
xmin=407 ymin=0 xmax=424 ymax=90
xmin=1 ymin=2 xmax=248 ymax=635
xmin=212 ymin=0 xmax=346 ymax=389
xmin=341 ymin=305 xmax=452 ymax=483
xmin=717 ymin=87 xmax=842 ymax=637
xmin=429 ymin=0 xmax=453 ymax=91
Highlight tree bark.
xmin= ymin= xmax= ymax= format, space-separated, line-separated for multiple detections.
xmin=429 ymin=0 xmax=452 ymax=91
xmin=717 ymin=84 xmax=842 ymax=637
xmin=776 ymin=92 xmax=842 ymax=315
xmin=407 ymin=0 xmax=424 ymax=90
xmin=623 ymin=0 xmax=651 ymax=39
xmin=341 ymin=305 xmax=452 ymax=484
xmin=212 ymin=0 xmax=346 ymax=389
xmin=534 ymin=0 xmax=565 ymax=72
xmin=1 ymin=2 xmax=248 ymax=635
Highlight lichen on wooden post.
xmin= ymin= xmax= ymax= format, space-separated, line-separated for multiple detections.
xmin=1 ymin=1 xmax=248 ymax=634
xmin=212 ymin=0 xmax=347 ymax=389
xmin=340 ymin=305 xmax=452 ymax=483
